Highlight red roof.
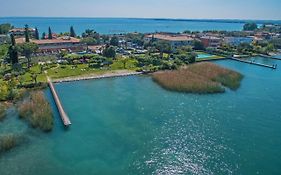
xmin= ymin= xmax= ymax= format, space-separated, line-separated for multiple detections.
xmin=146 ymin=34 xmax=193 ymax=41
xmin=16 ymin=37 xmax=81 ymax=45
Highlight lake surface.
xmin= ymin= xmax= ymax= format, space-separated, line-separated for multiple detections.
xmin=1 ymin=58 xmax=281 ymax=174
xmin=0 ymin=17 xmax=249 ymax=35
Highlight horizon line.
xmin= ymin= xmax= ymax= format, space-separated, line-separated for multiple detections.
xmin=1 ymin=16 xmax=281 ymax=22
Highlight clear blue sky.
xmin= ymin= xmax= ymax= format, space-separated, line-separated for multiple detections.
xmin=1 ymin=0 xmax=281 ymax=20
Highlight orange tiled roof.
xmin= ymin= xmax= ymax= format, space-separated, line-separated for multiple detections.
xmin=16 ymin=37 xmax=80 ymax=45
xmin=9 ymin=28 xmax=35 ymax=32
xmin=146 ymin=34 xmax=193 ymax=41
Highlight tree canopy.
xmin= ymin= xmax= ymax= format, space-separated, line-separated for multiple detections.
xmin=193 ymin=40 xmax=205 ymax=50
xmin=243 ymin=23 xmax=258 ymax=31
xmin=48 ymin=27 xmax=52 ymax=39
xmin=103 ymin=46 xmax=116 ymax=58
xmin=0 ymin=23 xmax=12 ymax=34
xmin=8 ymin=34 xmax=18 ymax=65
xmin=17 ymin=42 xmax=38 ymax=68
xmin=35 ymin=27 xmax=39 ymax=40
xmin=110 ymin=36 xmax=119 ymax=46
xmin=81 ymin=37 xmax=98 ymax=45
xmin=24 ymin=24 xmax=30 ymax=42
xmin=70 ymin=26 xmax=76 ymax=37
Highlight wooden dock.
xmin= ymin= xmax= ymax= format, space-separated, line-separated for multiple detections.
xmin=230 ymin=58 xmax=277 ymax=69
xmin=47 ymin=77 xmax=71 ymax=126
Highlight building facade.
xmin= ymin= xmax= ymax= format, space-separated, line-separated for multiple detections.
xmin=200 ymin=36 xmax=222 ymax=48
xmin=224 ymin=37 xmax=253 ymax=46
xmin=145 ymin=33 xmax=194 ymax=49
xmin=16 ymin=36 xmax=87 ymax=53
xmin=9 ymin=28 xmax=36 ymax=38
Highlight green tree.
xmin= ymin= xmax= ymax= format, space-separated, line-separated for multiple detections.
xmin=120 ymin=57 xmax=129 ymax=69
xmin=110 ymin=36 xmax=119 ymax=46
xmin=103 ymin=46 xmax=116 ymax=58
xmin=41 ymin=32 xmax=46 ymax=39
xmin=82 ymin=29 xmax=99 ymax=38
xmin=48 ymin=27 xmax=52 ymax=39
xmin=31 ymin=73 xmax=38 ymax=84
xmin=243 ymin=23 xmax=258 ymax=31
xmin=0 ymin=23 xmax=12 ymax=34
xmin=154 ymin=41 xmax=172 ymax=58
xmin=188 ymin=52 xmax=197 ymax=63
xmin=17 ymin=42 xmax=38 ymax=68
xmin=81 ymin=37 xmax=97 ymax=45
xmin=0 ymin=44 xmax=9 ymax=59
xmin=34 ymin=27 xmax=39 ymax=40
xmin=193 ymin=40 xmax=205 ymax=50
xmin=70 ymin=26 xmax=76 ymax=37
xmin=8 ymin=34 xmax=18 ymax=65
xmin=24 ymin=24 xmax=30 ymax=42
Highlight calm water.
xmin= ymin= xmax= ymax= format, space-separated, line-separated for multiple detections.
xmin=0 ymin=17 xmax=249 ymax=35
xmin=1 ymin=57 xmax=281 ymax=174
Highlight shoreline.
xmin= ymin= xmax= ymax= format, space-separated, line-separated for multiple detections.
xmin=51 ymin=70 xmax=144 ymax=83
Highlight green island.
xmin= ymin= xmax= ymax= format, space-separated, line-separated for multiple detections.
xmin=152 ymin=62 xmax=243 ymax=93
xmin=0 ymin=21 xmax=280 ymax=154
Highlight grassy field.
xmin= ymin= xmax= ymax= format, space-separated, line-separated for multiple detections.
xmin=152 ymin=62 xmax=243 ymax=94
xmin=19 ymin=58 xmax=138 ymax=83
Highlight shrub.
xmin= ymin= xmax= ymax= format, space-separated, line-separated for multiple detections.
xmin=18 ymin=91 xmax=53 ymax=132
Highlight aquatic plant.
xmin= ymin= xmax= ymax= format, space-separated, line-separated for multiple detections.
xmin=0 ymin=105 xmax=6 ymax=121
xmin=152 ymin=62 xmax=243 ymax=94
xmin=0 ymin=134 xmax=18 ymax=153
xmin=19 ymin=91 xmax=53 ymax=132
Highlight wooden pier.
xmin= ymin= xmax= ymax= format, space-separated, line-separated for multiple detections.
xmin=47 ymin=77 xmax=71 ymax=126
xmin=230 ymin=58 xmax=277 ymax=69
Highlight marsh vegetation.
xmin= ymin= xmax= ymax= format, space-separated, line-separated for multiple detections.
xmin=18 ymin=91 xmax=53 ymax=132
xmin=152 ymin=62 xmax=243 ymax=94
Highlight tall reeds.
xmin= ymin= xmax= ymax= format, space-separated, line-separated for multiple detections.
xmin=152 ymin=62 xmax=243 ymax=94
xmin=0 ymin=134 xmax=19 ymax=153
xmin=19 ymin=91 xmax=53 ymax=132
xmin=0 ymin=105 xmax=6 ymax=121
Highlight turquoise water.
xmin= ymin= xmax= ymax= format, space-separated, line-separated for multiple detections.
xmin=1 ymin=57 xmax=281 ymax=174
xmin=197 ymin=53 xmax=214 ymax=59
xmin=0 ymin=17 xmax=248 ymax=34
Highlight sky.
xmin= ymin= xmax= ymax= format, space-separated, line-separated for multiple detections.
xmin=0 ymin=0 xmax=281 ymax=20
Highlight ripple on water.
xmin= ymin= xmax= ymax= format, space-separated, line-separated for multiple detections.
xmin=134 ymin=101 xmax=238 ymax=175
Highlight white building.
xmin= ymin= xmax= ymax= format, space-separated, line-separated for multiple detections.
xmin=224 ymin=37 xmax=253 ymax=46
xmin=145 ymin=33 xmax=194 ymax=49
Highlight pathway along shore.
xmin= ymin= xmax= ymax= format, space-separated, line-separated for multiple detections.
xmin=52 ymin=71 xmax=143 ymax=83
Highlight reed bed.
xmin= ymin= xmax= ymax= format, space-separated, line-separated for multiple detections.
xmin=0 ymin=105 xmax=6 ymax=121
xmin=0 ymin=134 xmax=19 ymax=153
xmin=18 ymin=91 xmax=54 ymax=132
xmin=152 ymin=62 xmax=243 ymax=94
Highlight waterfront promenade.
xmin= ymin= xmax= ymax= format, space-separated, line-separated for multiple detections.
xmin=52 ymin=71 xmax=143 ymax=83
